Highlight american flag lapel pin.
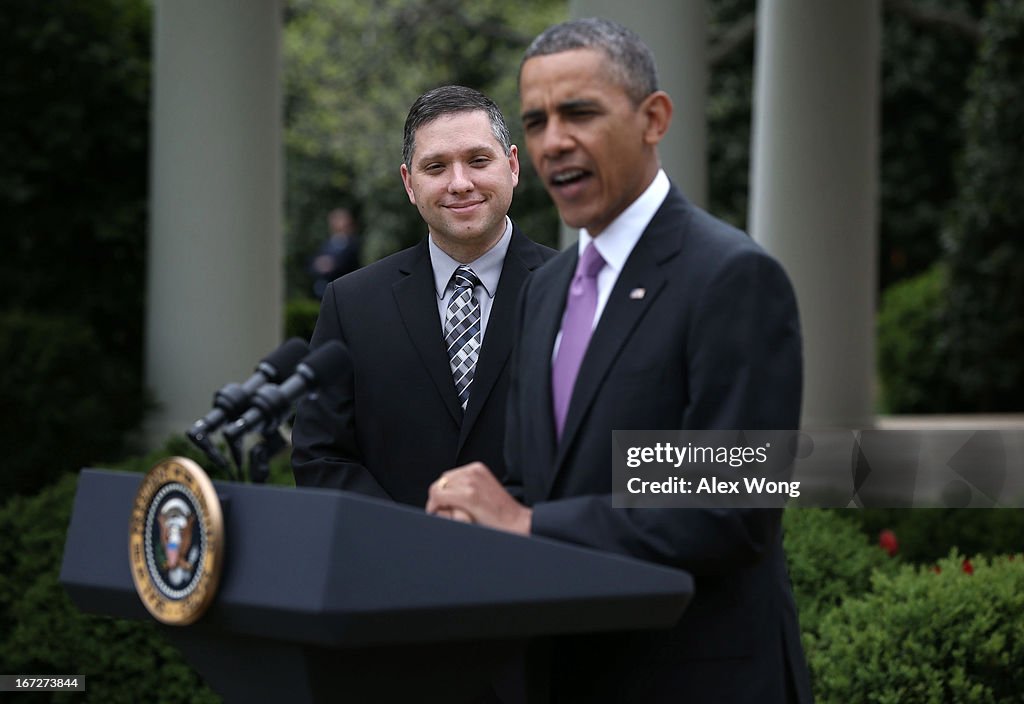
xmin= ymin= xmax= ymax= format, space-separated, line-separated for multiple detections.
xmin=629 ymin=287 xmax=646 ymax=300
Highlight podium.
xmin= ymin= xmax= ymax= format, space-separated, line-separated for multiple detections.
xmin=60 ymin=469 xmax=693 ymax=702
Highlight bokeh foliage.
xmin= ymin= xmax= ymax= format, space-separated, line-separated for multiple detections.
xmin=283 ymin=0 xmax=566 ymax=298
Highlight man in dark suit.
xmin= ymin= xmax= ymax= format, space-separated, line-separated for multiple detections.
xmin=427 ymin=19 xmax=813 ymax=703
xmin=292 ymin=85 xmax=555 ymax=508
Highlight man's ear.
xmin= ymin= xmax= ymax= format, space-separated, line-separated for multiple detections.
xmin=640 ymin=90 xmax=673 ymax=146
xmin=399 ymin=163 xmax=416 ymax=204
xmin=508 ymin=144 xmax=520 ymax=188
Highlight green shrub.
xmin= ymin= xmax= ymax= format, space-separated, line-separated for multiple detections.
xmin=876 ymin=263 xmax=957 ymax=413
xmin=849 ymin=508 xmax=1024 ymax=565
xmin=0 ymin=473 xmax=218 ymax=703
xmin=783 ymin=509 xmax=897 ymax=640
xmin=284 ymin=296 xmax=321 ymax=343
xmin=811 ymin=551 xmax=1024 ymax=703
xmin=0 ymin=311 xmax=148 ymax=497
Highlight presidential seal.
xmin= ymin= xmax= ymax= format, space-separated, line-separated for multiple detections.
xmin=129 ymin=456 xmax=224 ymax=625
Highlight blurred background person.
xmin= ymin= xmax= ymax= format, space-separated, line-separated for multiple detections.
xmin=309 ymin=206 xmax=361 ymax=298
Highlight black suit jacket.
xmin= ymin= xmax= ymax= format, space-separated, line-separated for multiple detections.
xmin=506 ymin=186 xmax=813 ymax=703
xmin=292 ymin=223 xmax=555 ymax=507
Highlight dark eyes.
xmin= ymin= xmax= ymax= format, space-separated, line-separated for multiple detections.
xmin=423 ymin=157 xmax=491 ymax=173
xmin=522 ymin=108 xmax=598 ymax=134
xmin=566 ymin=107 xmax=598 ymax=120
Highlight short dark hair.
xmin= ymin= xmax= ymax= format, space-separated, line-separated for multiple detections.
xmin=402 ymin=85 xmax=512 ymax=166
xmin=520 ymin=18 xmax=659 ymax=105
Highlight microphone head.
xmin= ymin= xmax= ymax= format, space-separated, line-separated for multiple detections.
xmin=298 ymin=340 xmax=350 ymax=386
xmin=258 ymin=337 xmax=310 ymax=382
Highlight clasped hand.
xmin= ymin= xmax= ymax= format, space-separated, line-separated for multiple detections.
xmin=426 ymin=462 xmax=532 ymax=536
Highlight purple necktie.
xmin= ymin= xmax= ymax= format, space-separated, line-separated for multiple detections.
xmin=552 ymin=242 xmax=606 ymax=439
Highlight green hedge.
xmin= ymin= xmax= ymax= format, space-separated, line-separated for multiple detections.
xmin=284 ymin=296 xmax=321 ymax=343
xmin=876 ymin=263 xmax=955 ymax=413
xmin=848 ymin=508 xmax=1024 ymax=564
xmin=0 ymin=310 xmax=149 ymax=498
xmin=783 ymin=509 xmax=897 ymax=639
xmin=811 ymin=552 xmax=1024 ymax=703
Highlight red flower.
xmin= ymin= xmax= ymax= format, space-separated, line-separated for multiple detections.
xmin=931 ymin=565 xmax=942 ymax=574
xmin=878 ymin=529 xmax=899 ymax=557
xmin=962 ymin=559 xmax=974 ymax=575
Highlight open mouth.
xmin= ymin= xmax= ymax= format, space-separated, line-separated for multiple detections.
xmin=550 ymin=168 xmax=588 ymax=187
xmin=549 ymin=168 xmax=592 ymax=200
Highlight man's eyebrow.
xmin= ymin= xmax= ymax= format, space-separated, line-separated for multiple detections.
xmin=558 ymin=99 xmax=602 ymax=112
xmin=520 ymin=108 xmax=545 ymax=123
xmin=521 ymin=99 xmax=603 ymax=122
xmin=415 ymin=144 xmax=499 ymax=167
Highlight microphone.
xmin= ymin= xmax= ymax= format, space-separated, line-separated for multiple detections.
xmin=186 ymin=337 xmax=310 ymax=443
xmin=222 ymin=340 xmax=349 ymax=443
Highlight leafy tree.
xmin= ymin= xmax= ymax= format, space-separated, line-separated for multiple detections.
xmin=878 ymin=0 xmax=984 ymax=289
xmin=283 ymin=0 xmax=566 ymax=297
xmin=707 ymin=0 xmax=757 ymax=231
xmin=0 ymin=0 xmax=151 ymax=494
xmin=942 ymin=0 xmax=1024 ymax=411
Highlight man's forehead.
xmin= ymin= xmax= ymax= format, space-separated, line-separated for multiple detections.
xmin=413 ymin=118 xmax=502 ymax=164
xmin=519 ymin=49 xmax=622 ymax=102
xmin=415 ymin=139 xmax=500 ymax=162
xmin=415 ymin=111 xmax=494 ymax=147
xmin=418 ymin=109 xmax=490 ymax=133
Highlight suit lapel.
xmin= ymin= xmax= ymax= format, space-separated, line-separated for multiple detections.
xmin=458 ymin=227 xmax=545 ymax=449
xmin=547 ymin=189 xmax=688 ymax=496
xmin=392 ymin=242 xmax=464 ymax=425
xmin=528 ymin=250 xmax=577 ymax=498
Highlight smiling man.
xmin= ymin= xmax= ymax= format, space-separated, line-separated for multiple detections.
xmin=292 ymin=85 xmax=554 ymax=509
xmin=427 ymin=19 xmax=812 ymax=703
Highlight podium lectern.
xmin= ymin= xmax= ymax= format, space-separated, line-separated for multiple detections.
xmin=61 ymin=469 xmax=693 ymax=702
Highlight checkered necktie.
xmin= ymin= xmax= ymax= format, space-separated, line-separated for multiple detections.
xmin=445 ymin=266 xmax=482 ymax=410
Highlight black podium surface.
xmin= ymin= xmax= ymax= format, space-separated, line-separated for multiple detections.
xmin=61 ymin=469 xmax=693 ymax=702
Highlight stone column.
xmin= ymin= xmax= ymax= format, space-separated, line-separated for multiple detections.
xmin=749 ymin=0 xmax=881 ymax=428
xmin=146 ymin=0 xmax=284 ymax=443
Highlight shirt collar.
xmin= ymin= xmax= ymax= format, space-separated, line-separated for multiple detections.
xmin=429 ymin=216 xmax=512 ymax=299
xmin=578 ymin=169 xmax=670 ymax=271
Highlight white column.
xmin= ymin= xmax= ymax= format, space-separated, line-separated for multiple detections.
xmin=146 ymin=0 xmax=283 ymax=443
xmin=749 ymin=0 xmax=880 ymax=428
xmin=562 ymin=0 xmax=708 ymax=247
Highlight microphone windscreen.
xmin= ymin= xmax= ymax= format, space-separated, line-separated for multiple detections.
xmin=261 ymin=337 xmax=310 ymax=381
xmin=301 ymin=340 xmax=350 ymax=384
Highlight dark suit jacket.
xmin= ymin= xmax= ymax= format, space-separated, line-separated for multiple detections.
xmin=292 ymin=223 xmax=555 ymax=507
xmin=506 ymin=186 xmax=813 ymax=703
